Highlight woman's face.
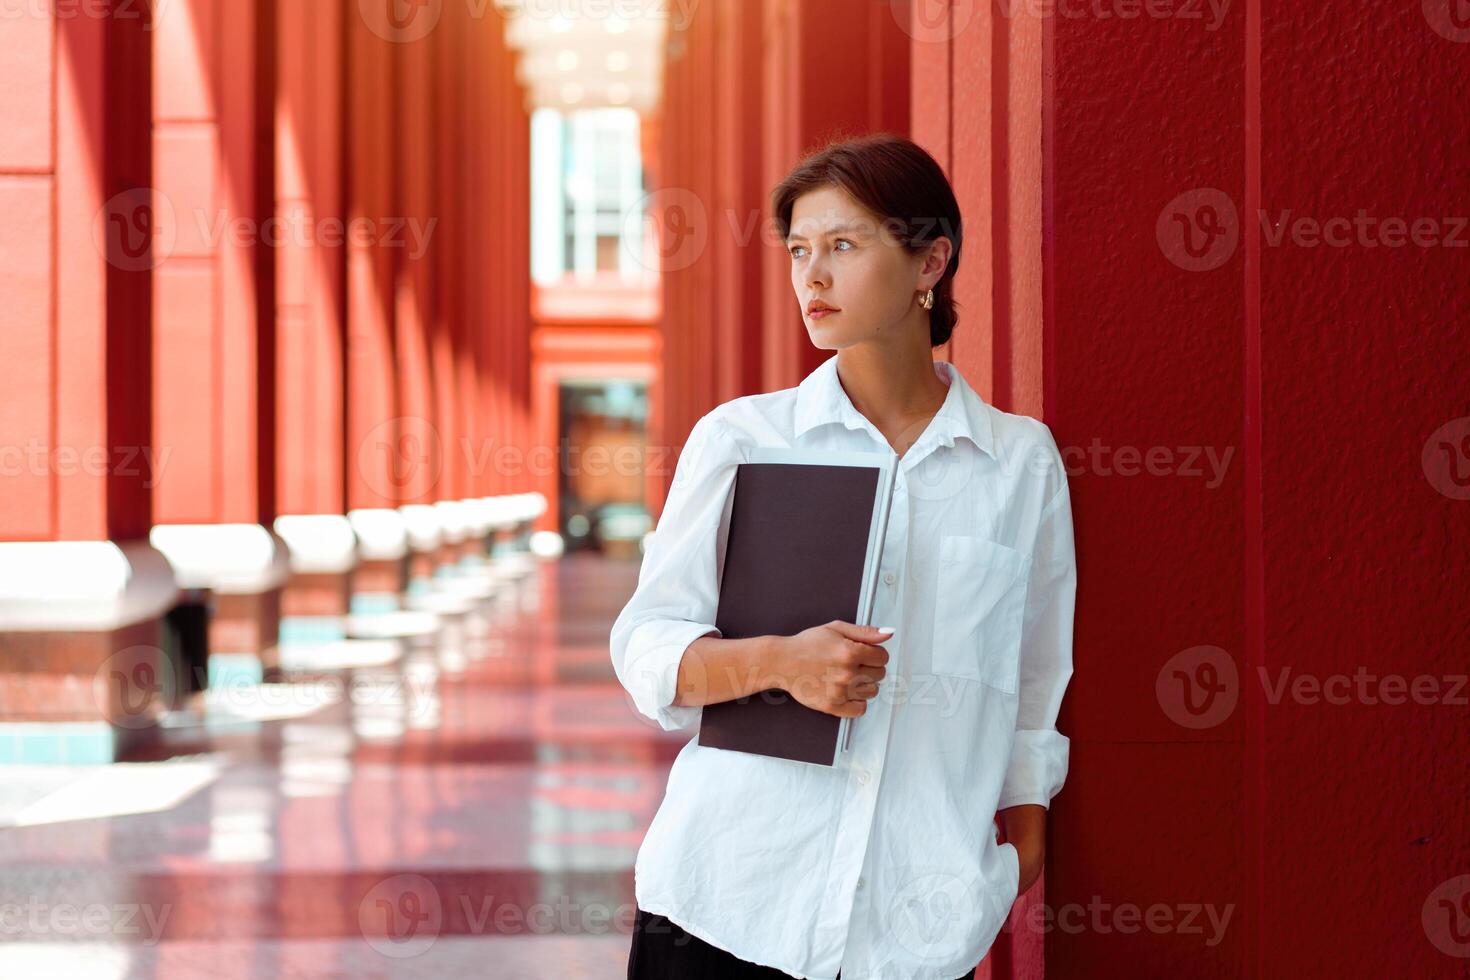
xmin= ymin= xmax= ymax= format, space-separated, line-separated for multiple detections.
xmin=786 ymin=184 xmax=933 ymax=351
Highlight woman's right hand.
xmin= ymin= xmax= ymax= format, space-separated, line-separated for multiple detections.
xmin=772 ymin=621 xmax=894 ymax=718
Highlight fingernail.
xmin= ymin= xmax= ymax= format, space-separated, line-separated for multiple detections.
xmin=876 ymin=626 xmax=895 ymax=635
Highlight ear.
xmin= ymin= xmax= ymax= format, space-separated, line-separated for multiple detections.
xmin=919 ymin=237 xmax=954 ymax=289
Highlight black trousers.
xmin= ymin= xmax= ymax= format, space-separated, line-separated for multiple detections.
xmin=628 ymin=907 xmax=978 ymax=980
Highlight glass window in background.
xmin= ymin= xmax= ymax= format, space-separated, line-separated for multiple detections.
xmin=531 ymin=107 xmax=650 ymax=284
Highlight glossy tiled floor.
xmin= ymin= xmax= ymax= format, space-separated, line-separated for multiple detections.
xmin=0 ymin=554 xmax=673 ymax=979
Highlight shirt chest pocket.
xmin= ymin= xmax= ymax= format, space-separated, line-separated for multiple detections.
xmin=930 ymin=535 xmax=1031 ymax=694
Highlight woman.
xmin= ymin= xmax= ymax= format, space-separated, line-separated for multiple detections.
xmin=612 ymin=133 xmax=1077 ymax=980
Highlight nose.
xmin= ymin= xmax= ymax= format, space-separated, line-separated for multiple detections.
xmin=805 ymin=253 xmax=831 ymax=291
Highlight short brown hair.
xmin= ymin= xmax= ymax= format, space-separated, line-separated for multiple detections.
xmin=771 ymin=132 xmax=963 ymax=347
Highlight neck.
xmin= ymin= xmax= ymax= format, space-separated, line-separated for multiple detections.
xmin=833 ymin=343 xmax=950 ymax=429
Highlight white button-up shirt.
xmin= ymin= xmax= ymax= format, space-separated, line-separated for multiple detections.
xmin=610 ymin=355 xmax=1076 ymax=980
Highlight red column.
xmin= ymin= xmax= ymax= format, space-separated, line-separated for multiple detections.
xmin=683 ymin=5 xmax=717 ymax=439
xmin=466 ymin=7 xmax=496 ymax=503
xmin=426 ymin=1 xmax=464 ymax=570
xmin=512 ymin=58 xmax=535 ymax=529
xmin=344 ymin=4 xmax=407 ymax=604
xmin=503 ymin=41 xmax=539 ymax=538
xmin=433 ymin=0 xmax=494 ymax=569
xmin=494 ymin=28 xmax=513 ymax=502
xmin=502 ymin=36 xmax=525 ymax=502
xmin=653 ymin=29 xmax=686 ymax=485
xmin=149 ymin=0 xmax=284 ymax=683
xmin=756 ymin=0 xmax=910 ymax=396
xmin=0 ymin=5 xmax=177 ymax=757
xmin=638 ymin=0 xmax=773 ymax=531
xmin=393 ymin=18 xmax=443 ymax=584
xmin=467 ymin=8 xmax=515 ymax=527
xmin=486 ymin=20 xmax=508 ymax=504
xmin=273 ymin=0 xmax=356 ymax=632
xmin=500 ymin=31 xmax=535 ymax=514
xmin=712 ymin=0 xmax=767 ymax=407
xmin=471 ymin=6 xmax=513 ymax=547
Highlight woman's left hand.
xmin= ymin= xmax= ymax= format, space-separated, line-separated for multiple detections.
xmin=996 ymin=803 xmax=1047 ymax=896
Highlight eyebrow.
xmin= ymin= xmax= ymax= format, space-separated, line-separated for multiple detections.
xmin=785 ymin=222 xmax=872 ymax=242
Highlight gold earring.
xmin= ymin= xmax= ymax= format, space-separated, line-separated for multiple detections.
xmin=920 ymin=288 xmax=934 ymax=310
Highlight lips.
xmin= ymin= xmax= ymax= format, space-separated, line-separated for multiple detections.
xmin=807 ymin=301 xmax=840 ymax=315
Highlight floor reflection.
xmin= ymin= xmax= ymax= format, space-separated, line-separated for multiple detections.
xmin=0 ymin=553 xmax=674 ymax=979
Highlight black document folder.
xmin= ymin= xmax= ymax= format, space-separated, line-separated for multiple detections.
xmin=696 ymin=447 xmax=898 ymax=765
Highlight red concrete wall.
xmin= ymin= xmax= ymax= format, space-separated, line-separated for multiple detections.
xmin=1041 ymin=2 xmax=1247 ymax=971
xmin=1248 ymin=3 xmax=1469 ymax=974
xmin=1043 ymin=2 xmax=1470 ymax=976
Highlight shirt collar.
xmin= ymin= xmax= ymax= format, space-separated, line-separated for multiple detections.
xmin=792 ymin=355 xmax=995 ymax=457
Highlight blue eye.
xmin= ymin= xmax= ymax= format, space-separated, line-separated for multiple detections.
xmin=789 ymin=240 xmax=852 ymax=257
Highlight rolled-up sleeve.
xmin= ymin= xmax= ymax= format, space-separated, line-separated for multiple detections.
xmin=998 ymin=429 xmax=1077 ymax=810
xmin=609 ymin=409 xmax=742 ymax=732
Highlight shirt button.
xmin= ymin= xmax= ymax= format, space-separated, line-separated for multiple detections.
xmin=856 ymin=877 xmax=865 ymax=890
xmin=855 ymin=769 xmax=870 ymax=785
xmin=883 ymin=572 xmax=896 ymax=585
